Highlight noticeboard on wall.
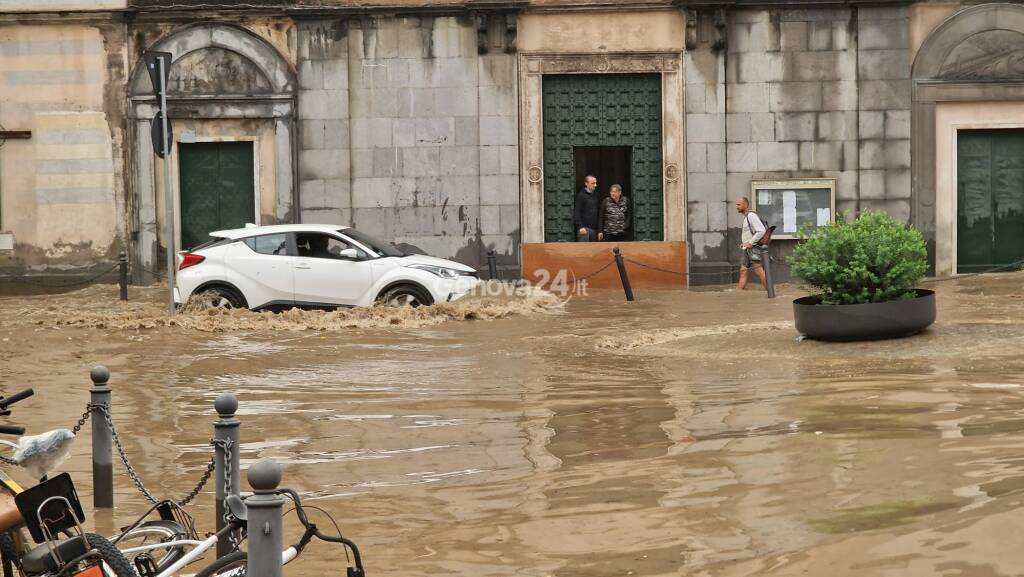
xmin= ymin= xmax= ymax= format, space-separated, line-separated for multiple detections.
xmin=749 ymin=179 xmax=836 ymax=239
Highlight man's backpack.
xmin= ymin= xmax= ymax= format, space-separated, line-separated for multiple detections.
xmin=746 ymin=213 xmax=775 ymax=248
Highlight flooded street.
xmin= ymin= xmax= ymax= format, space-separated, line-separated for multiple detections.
xmin=2 ymin=276 xmax=1024 ymax=576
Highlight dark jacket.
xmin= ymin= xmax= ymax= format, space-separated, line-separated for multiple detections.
xmin=599 ymin=196 xmax=630 ymax=235
xmin=574 ymin=188 xmax=601 ymax=231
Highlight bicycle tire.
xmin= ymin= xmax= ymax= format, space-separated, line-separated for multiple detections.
xmin=194 ymin=551 xmax=247 ymax=577
xmin=84 ymin=533 xmax=137 ymax=577
xmin=115 ymin=520 xmax=190 ymax=574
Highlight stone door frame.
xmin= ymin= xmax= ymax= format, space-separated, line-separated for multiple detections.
xmin=126 ymin=23 xmax=296 ymax=275
xmin=912 ymin=4 xmax=1024 ymax=276
xmin=518 ymin=51 xmax=685 ymax=244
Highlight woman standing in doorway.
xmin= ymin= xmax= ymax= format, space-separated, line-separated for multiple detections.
xmin=598 ymin=184 xmax=630 ymax=242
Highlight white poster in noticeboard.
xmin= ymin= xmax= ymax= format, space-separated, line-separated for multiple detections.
xmin=749 ymin=178 xmax=836 ymax=239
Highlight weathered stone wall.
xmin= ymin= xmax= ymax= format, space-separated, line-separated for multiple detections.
xmin=685 ymin=6 xmax=912 ymax=284
xmin=0 ymin=22 xmax=127 ymax=278
xmin=297 ymin=16 xmax=519 ymax=269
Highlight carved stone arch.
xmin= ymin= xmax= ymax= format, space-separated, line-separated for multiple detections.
xmin=914 ymin=3 xmax=1024 ymax=79
xmin=127 ymin=23 xmax=297 ymax=279
xmin=128 ymin=23 xmax=294 ymax=96
xmin=911 ymin=3 xmax=1024 ymax=277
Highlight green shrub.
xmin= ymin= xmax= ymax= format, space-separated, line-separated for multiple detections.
xmin=788 ymin=210 xmax=928 ymax=305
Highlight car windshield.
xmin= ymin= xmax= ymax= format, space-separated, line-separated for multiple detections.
xmin=340 ymin=228 xmax=405 ymax=258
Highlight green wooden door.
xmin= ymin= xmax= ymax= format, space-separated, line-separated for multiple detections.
xmin=542 ymin=74 xmax=663 ymax=242
xmin=179 ymin=142 xmax=256 ymax=250
xmin=957 ymin=130 xmax=1024 ymax=273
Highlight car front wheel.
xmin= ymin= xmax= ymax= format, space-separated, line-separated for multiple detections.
xmin=378 ymin=285 xmax=431 ymax=307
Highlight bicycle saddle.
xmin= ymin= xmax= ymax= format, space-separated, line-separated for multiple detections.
xmin=22 ymin=537 xmax=87 ymax=574
xmin=225 ymin=494 xmax=247 ymax=523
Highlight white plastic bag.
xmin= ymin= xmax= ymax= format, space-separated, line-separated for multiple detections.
xmin=14 ymin=429 xmax=75 ymax=480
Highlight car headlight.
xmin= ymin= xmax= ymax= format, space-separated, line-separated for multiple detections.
xmin=406 ymin=264 xmax=460 ymax=279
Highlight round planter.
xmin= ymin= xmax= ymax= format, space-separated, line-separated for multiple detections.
xmin=793 ymin=288 xmax=936 ymax=341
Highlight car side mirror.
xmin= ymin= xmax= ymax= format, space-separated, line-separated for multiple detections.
xmin=339 ymin=248 xmax=359 ymax=259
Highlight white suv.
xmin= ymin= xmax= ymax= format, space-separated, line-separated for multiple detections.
xmin=173 ymin=224 xmax=480 ymax=310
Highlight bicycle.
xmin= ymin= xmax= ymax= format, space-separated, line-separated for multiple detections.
xmin=0 ymin=388 xmax=194 ymax=577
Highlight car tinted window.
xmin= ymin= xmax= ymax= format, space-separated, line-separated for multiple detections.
xmin=295 ymin=233 xmax=367 ymax=260
xmin=244 ymin=233 xmax=288 ymax=256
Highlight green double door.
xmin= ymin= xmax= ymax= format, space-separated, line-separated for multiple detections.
xmin=179 ymin=142 xmax=256 ymax=250
xmin=957 ymin=130 xmax=1024 ymax=272
xmin=542 ymin=74 xmax=663 ymax=242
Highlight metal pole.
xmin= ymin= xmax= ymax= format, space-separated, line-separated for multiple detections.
xmin=245 ymin=459 xmax=284 ymax=577
xmin=90 ymin=366 xmax=113 ymax=508
xmin=158 ymin=55 xmax=176 ymax=317
xmin=487 ymin=250 xmax=497 ymax=280
xmin=214 ymin=394 xmax=241 ymax=559
xmin=612 ymin=247 xmax=634 ymax=302
xmin=761 ymin=245 xmax=776 ymax=299
xmin=119 ymin=251 xmax=128 ymax=302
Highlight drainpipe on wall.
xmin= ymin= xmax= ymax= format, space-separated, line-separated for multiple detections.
xmin=852 ymin=7 xmax=861 ymax=216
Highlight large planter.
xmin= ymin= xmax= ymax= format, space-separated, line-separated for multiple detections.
xmin=793 ymin=288 xmax=936 ymax=341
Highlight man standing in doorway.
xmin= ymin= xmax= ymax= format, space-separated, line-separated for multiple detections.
xmin=574 ymin=175 xmax=601 ymax=241
xmin=736 ymin=197 xmax=767 ymax=290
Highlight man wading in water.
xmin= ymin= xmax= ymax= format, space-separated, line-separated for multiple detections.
xmin=735 ymin=197 xmax=767 ymax=291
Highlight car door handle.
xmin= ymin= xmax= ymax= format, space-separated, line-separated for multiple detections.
xmin=295 ymin=263 xmax=312 ymax=269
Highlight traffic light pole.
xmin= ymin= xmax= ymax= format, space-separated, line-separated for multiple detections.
xmin=158 ymin=55 xmax=176 ymax=317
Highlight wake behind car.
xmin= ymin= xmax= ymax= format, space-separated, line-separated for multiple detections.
xmin=173 ymin=224 xmax=480 ymax=310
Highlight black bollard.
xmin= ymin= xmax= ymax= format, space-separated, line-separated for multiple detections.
xmin=612 ymin=247 xmax=634 ymax=302
xmin=119 ymin=251 xmax=128 ymax=301
xmin=487 ymin=250 xmax=498 ymax=280
xmin=761 ymin=245 xmax=776 ymax=298
xmin=90 ymin=366 xmax=113 ymax=508
xmin=214 ymin=394 xmax=241 ymax=559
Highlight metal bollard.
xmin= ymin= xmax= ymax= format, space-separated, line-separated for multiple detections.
xmin=90 ymin=366 xmax=113 ymax=508
xmin=487 ymin=250 xmax=498 ymax=280
xmin=214 ymin=394 xmax=241 ymax=558
xmin=612 ymin=247 xmax=635 ymax=302
xmin=245 ymin=459 xmax=284 ymax=577
xmin=761 ymin=245 xmax=776 ymax=299
xmin=119 ymin=251 xmax=128 ymax=302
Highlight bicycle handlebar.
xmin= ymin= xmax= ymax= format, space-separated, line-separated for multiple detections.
xmin=0 ymin=389 xmax=34 ymax=409
xmin=278 ymin=488 xmax=366 ymax=577
xmin=0 ymin=425 xmax=25 ymax=436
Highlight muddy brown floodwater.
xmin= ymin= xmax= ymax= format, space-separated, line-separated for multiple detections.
xmin=2 ymin=275 xmax=1024 ymax=576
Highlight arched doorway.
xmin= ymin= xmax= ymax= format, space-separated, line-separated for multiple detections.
xmin=913 ymin=4 xmax=1024 ymax=276
xmin=127 ymin=23 xmax=296 ymax=278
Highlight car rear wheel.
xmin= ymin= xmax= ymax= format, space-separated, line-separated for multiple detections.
xmin=201 ymin=286 xmax=247 ymax=310
xmin=378 ymin=285 xmax=431 ymax=307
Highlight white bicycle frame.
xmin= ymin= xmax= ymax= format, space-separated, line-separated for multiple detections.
xmin=120 ymin=537 xmax=297 ymax=577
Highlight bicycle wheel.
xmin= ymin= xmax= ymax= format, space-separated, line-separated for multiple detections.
xmin=194 ymin=551 xmax=247 ymax=577
xmin=84 ymin=533 xmax=137 ymax=577
xmin=114 ymin=520 xmax=190 ymax=574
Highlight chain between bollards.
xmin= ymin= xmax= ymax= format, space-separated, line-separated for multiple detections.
xmin=90 ymin=366 xmax=114 ymax=508
xmin=246 ymin=459 xmax=284 ymax=577
xmin=612 ymin=247 xmax=635 ymax=302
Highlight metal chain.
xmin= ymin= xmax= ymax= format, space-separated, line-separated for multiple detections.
xmin=71 ymin=406 xmax=92 ymax=436
xmin=211 ymin=437 xmax=242 ymax=552
xmin=87 ymin=403 xmax=220 ymax=506
xmin=91 ymin=403 xmax=160 ymax=505
xmin=176 ymin=454 xmax=217 ymax=507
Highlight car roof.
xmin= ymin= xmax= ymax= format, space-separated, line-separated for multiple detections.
xmin=208 ymin=223 xmax=351 ymax=240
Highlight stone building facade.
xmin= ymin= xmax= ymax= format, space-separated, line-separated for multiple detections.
xmin=2 ymin=0 xmax=1024 ymax=289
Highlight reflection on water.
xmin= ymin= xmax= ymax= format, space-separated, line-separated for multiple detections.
xmin=4 ymin=275 xmax=1024 ymax=575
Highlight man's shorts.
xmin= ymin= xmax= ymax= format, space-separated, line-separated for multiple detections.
xmin=741 ymin=247 xmax=762 ymax=268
